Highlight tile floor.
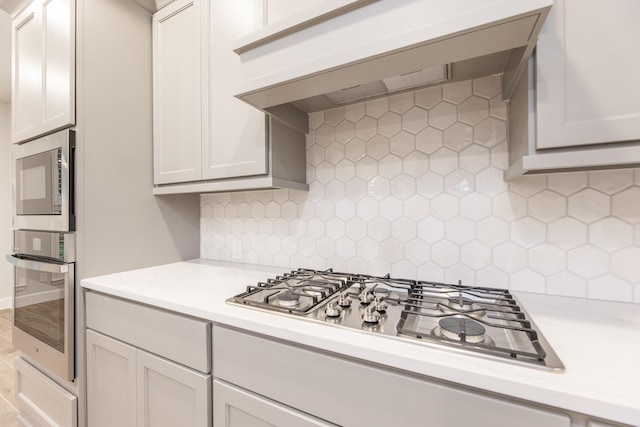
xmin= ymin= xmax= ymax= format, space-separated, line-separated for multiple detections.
xmin=0 ymin=309 xmax=18 ymax=427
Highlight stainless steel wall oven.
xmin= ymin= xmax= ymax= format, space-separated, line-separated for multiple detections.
xmin=7 ymin=231 xmax=76 ymax=381
xmin=9 ymin=128 xmax=77 ymax=382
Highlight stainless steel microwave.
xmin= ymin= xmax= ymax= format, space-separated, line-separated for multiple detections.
xmin=14 ymin=129 xmax=75 ymax=232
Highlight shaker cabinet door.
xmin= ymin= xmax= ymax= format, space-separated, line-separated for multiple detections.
xmin=213 ymin=380 xmax=334 ymax=427
xmin=536 ymin=0 xmax=640 ymax=148
xmin=137 ymin=350 xmax=211 ymax=427
xmin=152 ymin=0 xmax=205 ymax=184
xmin=12 ymin=0 xmax=74 ymax=143
xmin=86 ymin=330 xmax=137 ymax=427
xmin=204 ymin=0 xmax=267 ymax=180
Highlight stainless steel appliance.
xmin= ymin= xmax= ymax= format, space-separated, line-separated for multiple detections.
xmin=227 ymin=268 xmax=564 ymax=370
xmin=7 ymin=230 xmax=76 ymax=381
xmin=14 ymin=129 xmax=75 ymax=232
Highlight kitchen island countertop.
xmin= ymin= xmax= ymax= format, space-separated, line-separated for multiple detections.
xmin=81 ymin=259 xmax=640 ymax=426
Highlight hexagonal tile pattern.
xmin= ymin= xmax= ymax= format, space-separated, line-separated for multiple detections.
xmin=510 ymin=217 xmax=546 ymax=249
xmin=445 ymin=216 xmax=475 ymax=245
xmin=430 ymin=148 xmax=458 ymax=176
xmin=401 ymin=107 xmax=429 ymax=134
xmin=493 ymin=242 xmax=527 ymax=273
xmin=459 ymin=144 xmax=490 ymax=173
xmin=429 ymin=102 xmax=457 ymax=130
xmin=415 ymin=128 xmax=444 ymax=157
xmin=568 ymin=189 xmax=610 ymax=223
xmin=459 ymin=96 xmax=489 ymax=125
xmin=529 ymin=244 xmax=565 ymax=276
xmin=589 ymin=218 xmax=633 ymax=251
xmin=567 ymin=246 xmax=609 ymax=279
xmin=444 ymin=170 xmax=475 ymax=198
xmin=547 ymin=272 xmax=587 ymax=298
xmin=510 ymin=269 xmax=545 ymax=293
xmin=547 ymin=172 xmax=588 ymax=195
xmin=378 ymin=111 xmax=402 ymax=137
xmin=548 ymin=217 xmax=587 ymax=250
xmin=389 ymin=92 xmax=414 ymax=114
xmin=611 ymin=247 xmax=640 ymax=282
xmin=199 ymin=75 xmax=640 ymax=304
xmin=612 ymin=187 xmax=640 ymax=223
xmin=355 ymin=116 xmax=377 ymax=141
xmin=589 ymin=169 xmax=633 ymax=194
xmin=474 ymin=117 xmax=506 ymax=147
xmin=390 ymin=131 xmax=415 ymax=157
xmin=334 ymin=120 xmax=355 ymax=143
xmin=324 ymin=107 xmax=345 ymax=126
xmin=415 ymin=86 xmax=442 ymax=109
xmin=528 ymin=190 xmax=566 ymax=222
xmin=442 ymin=80 xmax=472 ymax=103
xmin=443 ymin=122 xmax=473 ymax=151
xmin=473 ymin=75 xmax=501 ymax=99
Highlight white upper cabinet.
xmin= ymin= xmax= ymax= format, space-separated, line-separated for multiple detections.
xmin=152 ymin=0 xmax=205 ymax=184
xmin=535 ymin=0 xmax=640 ymax=149
xmin=12 ymin=0 xmax=75 ymax=143
xmin=205 ymin=0 xmax=267 ymax=180
xmin=152 ymin=0 xmax=308 ymax=194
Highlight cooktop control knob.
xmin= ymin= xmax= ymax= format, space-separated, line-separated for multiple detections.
xmin=359 ymin=289 xmax=374 ymax=305
xmin=325 ymin=302 xmax=342 ymax=318
xmin=336 ymin=292 xmax=352 ymax=308
xmin=373 ymin=296 xmax=388 ymax=313
xmin=361 ymin=305 xmax=381 ymax=324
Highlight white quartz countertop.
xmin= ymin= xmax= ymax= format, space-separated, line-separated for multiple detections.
xmin=81 ymin=259 xmax=640 ymax=426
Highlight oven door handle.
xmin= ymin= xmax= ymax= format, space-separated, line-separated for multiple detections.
xmin=6 ymin=254 xmax=69 ymax=274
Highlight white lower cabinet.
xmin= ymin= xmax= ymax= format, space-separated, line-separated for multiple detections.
xmin=14 ymin=357 xmax=78 ymax=427
xmin=213 ymin=326 xmax=571 ymax=427
xmin=86 ymin=330 xmax=211 ymax=427
xmin=213 ymin=380 xmax=334 ymax=427
xmin=85 ymin=291 xmax=212 ymax=427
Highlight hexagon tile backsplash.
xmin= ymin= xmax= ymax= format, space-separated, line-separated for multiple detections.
xmin=201 ymin=75 xmax=640 ymax=303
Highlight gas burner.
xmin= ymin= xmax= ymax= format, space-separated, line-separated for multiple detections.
xmin=301 ymin=285 xmax=328 ymax=298
xmin=276 ymin=292 xmax=300 ymax=308
xmin=447 ymin=295 xmax=474 ymax=310
xmin=438 ymin=317 xmax=485 ymax=344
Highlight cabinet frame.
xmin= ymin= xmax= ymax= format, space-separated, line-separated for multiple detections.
xmin=11 ymin=0 xmax=75 ymax=143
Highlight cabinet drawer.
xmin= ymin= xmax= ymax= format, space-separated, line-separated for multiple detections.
xmin=15 ymin=357 xmax=77 ymax=427
xmin=214 ymin=326 xmax=571 ymax=427
xmin=86 ymin=291 xmax=210 ymax=373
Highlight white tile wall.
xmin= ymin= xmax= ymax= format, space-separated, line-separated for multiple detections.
xmin=201 ymin=75 xmax=640 ymax=303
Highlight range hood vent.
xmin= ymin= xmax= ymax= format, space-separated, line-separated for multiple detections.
xmin=232 ymin=0 xmax=553 ymax=134
xmin=325 ymin=65 xmax=450 ymax=105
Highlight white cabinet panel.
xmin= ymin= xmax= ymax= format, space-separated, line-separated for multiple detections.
xmin=205 ymin=0 xmax=267 ymax=180
xmin=214 ymin=326 xmax=571 ymax=427
xmin=15 ymin=356 xmax=77 ymax=427
xmin=12 ymin=0 xmax=74 ymax=143
xmin=86 ymin=330 xmax=137 ymax=427
xmin=536 ymin=0 xmax=640 ymax=148
xmin=214 ymin=380 xmax=334 ymax=427
xmin=137 ymin=351 xmax=211 ymax=427
xmin=152 ymin=0 xmax=205 ymax=184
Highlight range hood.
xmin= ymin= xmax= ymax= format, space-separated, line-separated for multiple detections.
xmin=232 ymin=0 xmax=552 ymax=134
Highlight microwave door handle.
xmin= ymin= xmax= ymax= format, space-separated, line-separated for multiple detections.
xmin=6 ymin=255 xmax=69 ymax=274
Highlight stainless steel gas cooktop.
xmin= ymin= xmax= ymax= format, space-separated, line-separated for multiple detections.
xmin=227 ymin=268 xmax=564 ymax=370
